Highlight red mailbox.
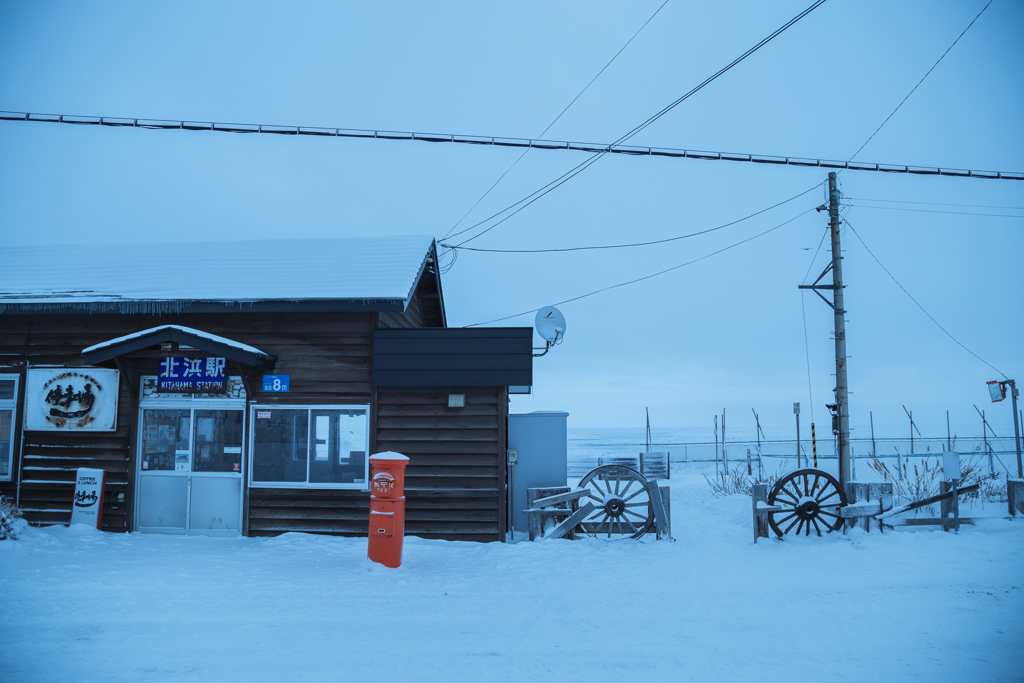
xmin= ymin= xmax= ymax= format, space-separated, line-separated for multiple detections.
xmin=367 ymin=452 xmax=408 ymax=568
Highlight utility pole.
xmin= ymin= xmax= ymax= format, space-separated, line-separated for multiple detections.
xmin=800 ymin=172 xmax=851 ymax=486
xmin=830 ymin=173 xmax=851 ymax=486
xmin=1007 ymin=380 xmax=1022 ymax=478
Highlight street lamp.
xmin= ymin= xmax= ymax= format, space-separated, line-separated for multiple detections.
xmin=988 ymin=379 xmax=1022 ymax=478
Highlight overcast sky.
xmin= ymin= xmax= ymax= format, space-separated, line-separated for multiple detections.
xmin=1 ymin=1 xmax=1022 ymax=437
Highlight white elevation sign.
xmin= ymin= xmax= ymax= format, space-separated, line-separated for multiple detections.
xmin=71 ymin=467 xmax=106 ymax=528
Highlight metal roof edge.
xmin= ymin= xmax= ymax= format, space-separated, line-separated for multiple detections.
xmin=431 ymin=240 xmax=448 ymax=328
xmin=0 ymin=298 xmax=409 ymax=315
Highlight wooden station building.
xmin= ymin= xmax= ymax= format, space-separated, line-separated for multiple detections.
xmin=0 ymin=236 xmax=532 ymax=542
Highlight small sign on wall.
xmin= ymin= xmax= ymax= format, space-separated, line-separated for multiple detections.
xmin=25 ymin=368 xmax=119 ymax=431
xmin=71 ymin=468 xmax=106 ymax=528
xmin=262 ymin=375 xmax=290 ymax=392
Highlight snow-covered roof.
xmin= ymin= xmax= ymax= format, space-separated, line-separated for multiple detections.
xmin=82 ymin=325 xmax=269 ymax=357
xmin=0 ymin=235 xmax=437 ymax=313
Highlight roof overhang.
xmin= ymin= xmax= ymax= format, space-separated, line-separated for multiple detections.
xmin=1 ymin=298 xmax=409 ymax=315
xmin=82 ymin=325 xmax=276 ymax=370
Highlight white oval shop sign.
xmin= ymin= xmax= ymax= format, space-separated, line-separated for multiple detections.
xmin=25 ymin=368 xmax=120 ymax=431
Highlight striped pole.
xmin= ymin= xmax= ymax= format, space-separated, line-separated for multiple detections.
xmin=811 ymin=423 xmax=818 ymax=469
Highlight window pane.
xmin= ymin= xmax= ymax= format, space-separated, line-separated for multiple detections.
xmin=0 ymin=409 xmax=12 ymax=480
xmin=253 ymin=409 xmax=308 ymax=483
xmin=192 ymin=410 xmax=243 ymax=473
xmin=313 ymin=415 xmax=330 ymax=461
xmin=141 ymin=409 xmax=191 ymax=472
xmin=309 ymin=408 xmax=368 ymax=485
xmin=0 ymin=379 xmax=15 ymax=401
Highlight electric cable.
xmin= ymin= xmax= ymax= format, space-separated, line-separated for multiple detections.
xmin=845 ymin=0 xmax=994 ymax=164
xmin=801 ymin=291 xmax=815 ymax=424
xmin=801 ymin=223 xmax=831 ymax=284
xmin=441 ymin=0 xmax=670 ymax=240
xmin=845 ymin=197 xmax=1024 ymax=211
xmin=797 ymin=203 xmax=847 ymax=424
xmin=798 ymin=221 xmax=832 ymax=425
xmin=443 ymin=0 xmax=828 ymax=250
xmin=845 ymin=204 xmax=1023 ymax=219
xmin=845 ymin=217 xmax=1007 ymax=379
xmin=442 ymin=182 xmax=820 ymax=253
xmin=5 ymin=110 xmax=1021 ymax=182
xmin=466 ymin=206 xmax=814 ymax=326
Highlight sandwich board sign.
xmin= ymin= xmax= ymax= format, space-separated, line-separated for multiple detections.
xmin=71 ymin=468 xmax=106 ymax=529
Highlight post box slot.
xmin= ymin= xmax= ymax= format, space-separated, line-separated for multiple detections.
xmin=370 ymin=511 xmax=395 ymax=537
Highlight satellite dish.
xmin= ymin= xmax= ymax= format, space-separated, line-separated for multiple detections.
xmin=535 ymin=306 xmax=566 ymax=344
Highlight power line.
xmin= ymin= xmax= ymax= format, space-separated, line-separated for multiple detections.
xmin=801 ymin=292 xmax=815 ymax=424
xmin=845 ymin=203 xmax=1024 ymax=219
xmin=797 ymin=209 xmax=847 ymax=425
xmin=441 ymin=0 xmax=670 ymax=241
xmin=846 ymin=197 xmax=1024 ymax=211
xmin=4 ymin=109 xmax=1021 ymax=183
xmin=441 ymin=182 xmax=820 ymax=253
xmin=844 ymin=218 xmax=1006 ymax=379
xmin=801 ymin=208 xmax=847 ymax=284
xmin=445 ymin=0 xmax=829 ymax=249
xmin=466 ymin=207 xmax=814 ymax=326
xmin=846 ymin=0 xmax=994 ymax=164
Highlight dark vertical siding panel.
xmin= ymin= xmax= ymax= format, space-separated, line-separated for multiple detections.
xmin=375 ymin=386 xmax=502 ymax=542
xmin=121 ymin=363 xmax=139 ymax=532
xmin=497 ymin=387 xmax=508 ymax=539
xmin=372 ymin=328 xmax=532 ymax=387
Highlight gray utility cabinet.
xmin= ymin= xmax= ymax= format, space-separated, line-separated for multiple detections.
xmin=508 ymin=411 xmax=569 ymax=534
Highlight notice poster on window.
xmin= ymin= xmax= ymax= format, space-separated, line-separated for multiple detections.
xmin=145 ymin=425 xmax=158 ymax=453
xmin=25 ymin=368 xmax=119 ymax=431
xmin=175 ymin=450 xmax=190 ymax=472
xmin=70 ymin=467 xmax=106 ymax=528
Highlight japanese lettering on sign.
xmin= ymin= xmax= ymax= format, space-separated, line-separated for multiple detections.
xmin=71 ymin=468 xmax=106 ymax=528
xmin=158 ymin=357 xmax=227 ymax=393
xmin=25 ymin=368 xmax=119 ymax=431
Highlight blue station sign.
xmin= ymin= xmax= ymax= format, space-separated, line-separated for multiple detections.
xmin=262 ymin=374 xmax=290 ymax=393
xmin=158 ymin=357 xmax=227 ymax=393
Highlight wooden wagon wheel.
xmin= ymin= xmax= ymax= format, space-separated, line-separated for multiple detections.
xmin=576 ymin=465 xmax=655 ymax=540
xmin=767 ymin=468 xmax=847 ymax=537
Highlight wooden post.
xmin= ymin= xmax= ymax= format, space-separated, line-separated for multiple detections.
xmin=940 ymin=481 xmax=961 ymax=532
xmin=843 ymin=481 xmax=892 ymax=533
xmin=659 ymin=485 xmax=671 ymax=538
xmin=844 ymin=483 xmax=868 ymax=533
xmin=752 ymin=483 xmax=775 ymax=542
xmin=526 ymin=486 xmax=571 ymax=541
xmin=1007 ymin=479 xmax=1024 ymax=517
xmin=649 ymin=484 xmax=670 ymax=540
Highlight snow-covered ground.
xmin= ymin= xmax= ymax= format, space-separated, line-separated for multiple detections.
xmin=2 ymin=469 xmax=1022 ymax=683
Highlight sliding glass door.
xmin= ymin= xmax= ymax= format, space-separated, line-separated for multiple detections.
xmin=137 ymin=392 xmax=245 ymax=535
